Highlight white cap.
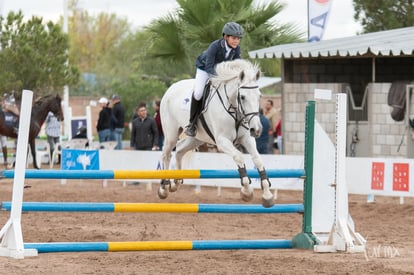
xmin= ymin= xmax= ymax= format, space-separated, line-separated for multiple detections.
xmin=98 ymin=97 xmax=108 ymax=104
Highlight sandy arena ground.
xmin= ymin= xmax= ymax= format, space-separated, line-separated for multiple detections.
xmin=0 ymin=177 xmax=413 ymax=275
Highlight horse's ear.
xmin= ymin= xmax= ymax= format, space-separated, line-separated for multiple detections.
xmin=239 ymin=71 xmax=245 ymax=82
xmin=256 ymin=70 xmax=261 ymax=81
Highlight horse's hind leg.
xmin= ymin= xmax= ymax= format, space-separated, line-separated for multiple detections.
xmin=169 ymin=137 xmax=204 ymax=192
xmin=158 ymin=137 xmax=176 ymax=199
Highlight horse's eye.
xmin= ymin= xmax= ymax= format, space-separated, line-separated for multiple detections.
xmin=240 ymin=95 xmax=245 ymax=100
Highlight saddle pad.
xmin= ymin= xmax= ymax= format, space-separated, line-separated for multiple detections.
xmin=181 ymin=89 xmax=193 ymax=111
xmin=4 ymin=112 xmax=18 ymax=128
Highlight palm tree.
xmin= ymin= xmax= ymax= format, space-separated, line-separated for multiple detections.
xmin=145 ymin=0 xmax=303 ymax=77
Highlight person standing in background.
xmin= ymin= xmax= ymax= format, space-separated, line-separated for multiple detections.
xmin=1 ymin=93 xmax=20 ymax=133
xmin=255 ymin=108 xmax=270 ymax=154
xmin=154 ymin=99 xmax=164 ymax=150
xmin=130 ymin=105 xmax=159 ymax=151
xmin=45 ymin=111 xmax=61 ymax=164
xmin=96 ymin=97 xmax=111 ymax=142
xmin=110 ymin=94 xmax=125 ymax=150
xmin=263 ymin=99 xmax=279 ymax=153
xmin=132 ymin=101 xmax=147 ymax=121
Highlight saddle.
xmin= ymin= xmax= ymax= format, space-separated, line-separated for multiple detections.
xmin=0 ymin=109 xmax=19 ymax=129
xmin=198 ymin=82 xmax=243 ymax=144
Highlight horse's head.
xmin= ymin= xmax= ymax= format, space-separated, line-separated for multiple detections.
xmin=48 ymin=95 xmax=64 ymax=121
xmin=213 ymin=59 xmax=263 ymax=137
xmin=237 ymin=70 xmax=262 ymax=138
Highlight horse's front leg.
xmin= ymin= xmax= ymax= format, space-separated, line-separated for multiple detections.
xmin=240 ymin=136 xmax=274 ymax=208
xmin=237 ymin=165 xmax=254 ymax=202
xmin=251 ymin=154 xmax=274 ymax=208
xmin=216 ymin=137 xmax=253 ymax=202
xmin=257 ymin=168 xmax=274 ymax=208
xmin=30 ymin=141 xmax=40 ymax=169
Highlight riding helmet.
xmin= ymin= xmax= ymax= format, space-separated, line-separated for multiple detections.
xmin=222 ymin=22 xmax=244 ymax=37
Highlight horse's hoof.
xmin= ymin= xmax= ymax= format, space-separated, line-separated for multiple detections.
xmin=169 ymin=182 xmax=178 ymax=192
xmin=273 ymin=189 xmax=278 ymax=201
xmin=158 ymin=187 xmax=169 ymax=199
xmin=240 ymin=189 xmax=254 ymax=202
xmin=169 ymin=179 xmax=183 ymax=192
xmin=262 ymin=196 xmax=275 ymax=208
xmin=261 ymin=186 xmax=274 ymax=207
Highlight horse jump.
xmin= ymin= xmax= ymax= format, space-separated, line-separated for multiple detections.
xmin=0 ymin=97 xmax=316 ymax=257
xmin=24 ymin=240 xmax=293 ymax=253
xmin=1 ymin=168 xmax=305 ymax=180
xmin=1 ymin=202 xmax=304 ymax=213
xmin=0 ymin=96 xmax=365 ymax=258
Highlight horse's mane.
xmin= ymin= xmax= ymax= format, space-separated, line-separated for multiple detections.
xmin=212 ymin=59 xmax=260 ymax=85
xmin=33 ymin=94 xmax=59 ymax=107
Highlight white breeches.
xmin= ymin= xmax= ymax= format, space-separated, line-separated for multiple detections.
xmin=0 ymin=135 xmax=7 ymax=148
xmin=193 ymin=68 xmax=209 ymax=101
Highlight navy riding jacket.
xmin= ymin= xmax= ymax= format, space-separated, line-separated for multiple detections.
xmin=196 ymin=38 xmax=241 ymax=75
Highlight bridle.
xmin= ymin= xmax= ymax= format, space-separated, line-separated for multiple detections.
xmin=236 ymin=85 xmax=260 ymax=129
xmin=214 ymin=84 xmax=260 ymax=130
xmin=199 ymin=82 xmax=261 ymax=143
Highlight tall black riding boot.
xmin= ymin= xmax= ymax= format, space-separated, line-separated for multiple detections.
xmin=185 ymin=95 xmax=203 ymax=137
xmin=2 ymin=146 xmax=8 ymax=167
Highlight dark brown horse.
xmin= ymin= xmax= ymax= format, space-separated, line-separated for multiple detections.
xmin=0 ymin=94 xmax=64 ymax=169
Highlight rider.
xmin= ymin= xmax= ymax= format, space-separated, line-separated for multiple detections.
xmin=185 ymin=22 xmax=243 ymax=137
xmin=1 ymin=92 xmax=19 ymax=116
xmin=1 ymin=92 xmax=20 ymax=133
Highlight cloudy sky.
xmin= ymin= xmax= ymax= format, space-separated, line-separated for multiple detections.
xmin=0 ymin=0 xmax=361 ymax=40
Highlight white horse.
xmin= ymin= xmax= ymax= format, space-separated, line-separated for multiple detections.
xmin=159 ymin=59 xmax=274 ymax=208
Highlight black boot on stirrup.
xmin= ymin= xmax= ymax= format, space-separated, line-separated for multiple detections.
xmin=185 ymin=95 xmax=203 ymax=137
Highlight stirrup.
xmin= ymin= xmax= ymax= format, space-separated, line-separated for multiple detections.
xmin=185 ymin=125 xmax=197 ymax=137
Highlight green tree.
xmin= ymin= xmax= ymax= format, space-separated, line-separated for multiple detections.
xmin=144 ymin=0 xmax=303 ymax=77
xmin=0 ymin=11 xmax=79 ymax=98
xmin=65 ymin=2 xmax=169 ymax=122
xmin=66 ymin=2 xmax=131 ymax=97
xmin=68 ymin=9 xmax=131 ymax=73
xmin=354 ymin=0 xmax=414 ymax=33
xmin=110 ymin=76 xmax=167 ymax=121
xmin=108 ymin=75 xmax=167 ymax=139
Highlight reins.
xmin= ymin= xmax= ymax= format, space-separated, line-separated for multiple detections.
xmin=216 ymin=84 xmax=260 ymax=130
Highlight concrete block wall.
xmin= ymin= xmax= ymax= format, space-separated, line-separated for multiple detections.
xmin=283 ymin=83 xmax=341 ymax=155
xmin=283 ymin=82 xmax=410 ymax=157
xmin=369 ymin=83 xmax=406 ymax=157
